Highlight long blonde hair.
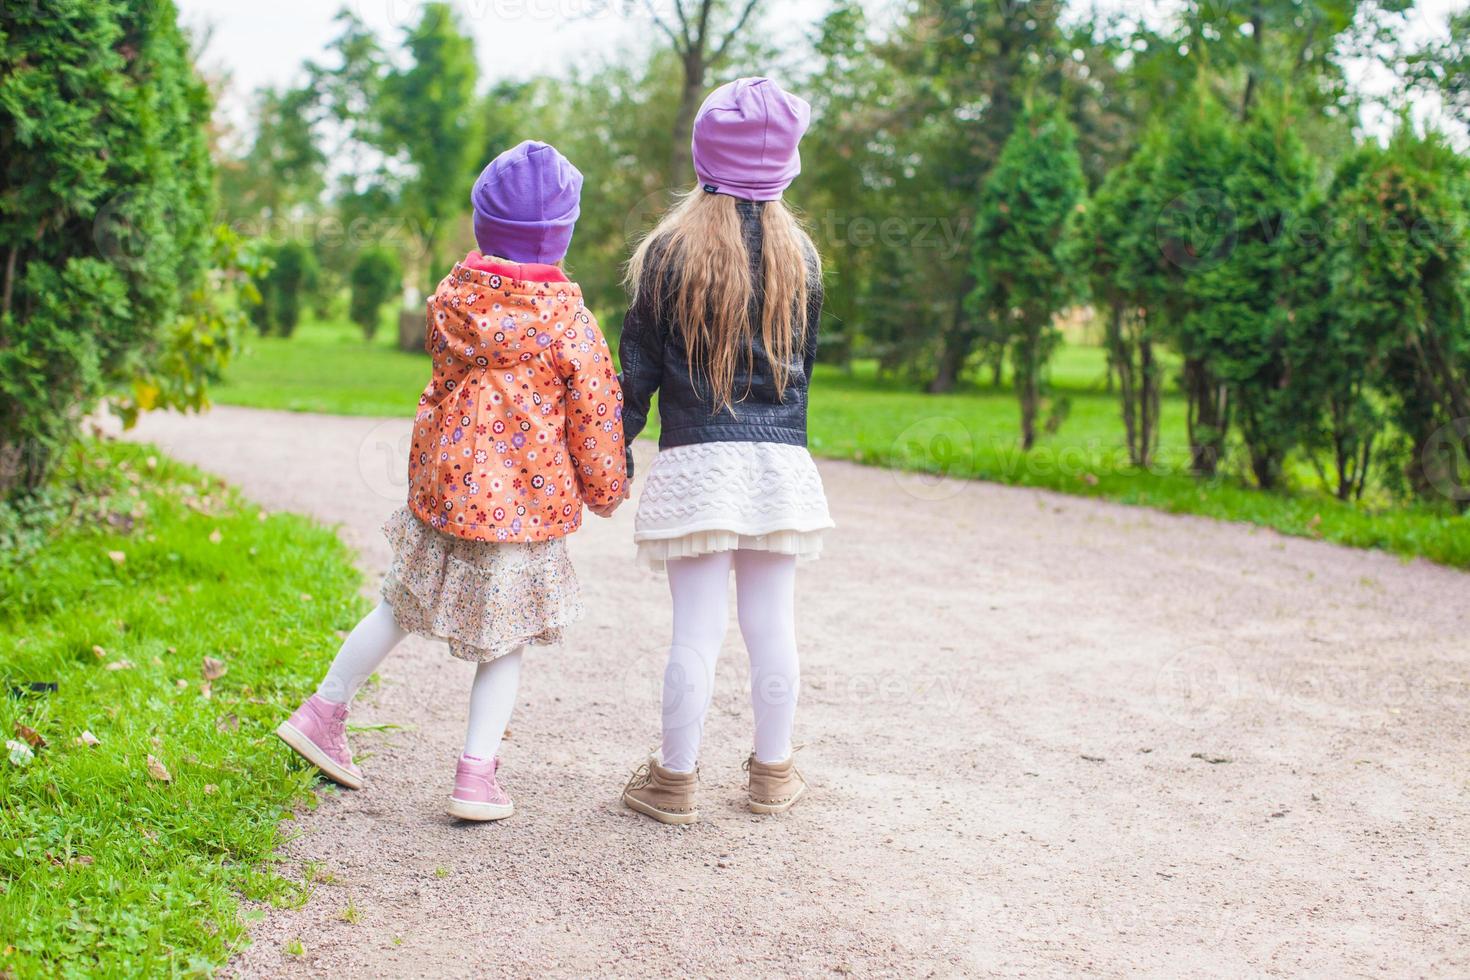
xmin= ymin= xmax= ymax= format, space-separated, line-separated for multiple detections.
xmin=625 ymin=190 xmax=820 ymax=411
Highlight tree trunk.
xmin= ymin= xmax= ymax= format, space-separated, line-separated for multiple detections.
xmin=669 ymin=53 xmax=705 ymax=186
xmin=1139 ymin=334 xmax=1159 ymax=470
xmin=1184 ymin=357 xmax=1227 ymax=477
xmin=1 ymin=245 xmax=17 ymax=325
xmin=1014 ymin=323 xmax=1041 ymax=451
xmin=1105 ymin=302 xmax=1138 ymax=465
xmin=1250 ymin=446 xmax=1280 ymax=490
xmin=928 ymin=338 xmax=965 ymax=394
xmin=929 ymin=289 xmax=976 ymax=394
xmin=398 ymin=308 xmax=424 ymax=353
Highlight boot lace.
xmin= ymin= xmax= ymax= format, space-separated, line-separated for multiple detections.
xmin=625 ymin=761 xmax=653 ymax=792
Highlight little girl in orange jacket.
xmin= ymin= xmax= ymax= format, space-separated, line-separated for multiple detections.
xmin=276 ymin=141 xmax=626 ymax=821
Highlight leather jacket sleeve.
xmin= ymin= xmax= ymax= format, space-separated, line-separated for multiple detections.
xmin=803 ymin=270 xmax=824 ymax=381
xmin=617 ymin=277 xmax=666 ymax=480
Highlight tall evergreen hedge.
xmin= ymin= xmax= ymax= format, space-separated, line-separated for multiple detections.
xmin=0 ymin=0 xmax=216 ymax=495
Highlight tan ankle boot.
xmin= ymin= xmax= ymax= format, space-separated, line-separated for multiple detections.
xmin=744 ymin=752 xmax=808 ymax=814
xmin=622 ymin=756 xmax=699 ymax=825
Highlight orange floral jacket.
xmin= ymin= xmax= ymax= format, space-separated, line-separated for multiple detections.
xmin=407 ymin=255 xmax=627 ymax=543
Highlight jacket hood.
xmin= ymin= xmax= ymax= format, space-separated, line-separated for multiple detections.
xmin=432 ymin=262 xmax=588 ymax=370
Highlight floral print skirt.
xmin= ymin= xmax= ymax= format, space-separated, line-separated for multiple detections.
xmin=381 ymin=507 xmax=584 ymax=663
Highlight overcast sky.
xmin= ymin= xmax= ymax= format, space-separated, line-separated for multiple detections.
xmin=181 ymin=0 xmax=1466 ymax=140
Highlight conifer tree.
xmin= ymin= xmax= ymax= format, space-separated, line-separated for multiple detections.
xmin=969 ymin=102 xmax=1087 ymax=450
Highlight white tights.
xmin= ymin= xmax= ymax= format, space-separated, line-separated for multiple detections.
xmin=316 ymin=600 xmax=521 ymax=760
xmin=660 ymin=550 xmax=800 ymax=773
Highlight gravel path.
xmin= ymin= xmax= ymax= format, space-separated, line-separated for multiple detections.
xmin=126 ymin=406 xmax=1469 ymax=978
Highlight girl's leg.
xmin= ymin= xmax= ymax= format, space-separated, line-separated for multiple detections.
xmin=462 ymin=648 xmax=523 ymax=760
xmin=316 ymin=600 xmax=409 ymax=705
xmin=733 ymin=550 xmax=800 ymax=764
xmin=660 ymin=551 xmax=735 ymax=773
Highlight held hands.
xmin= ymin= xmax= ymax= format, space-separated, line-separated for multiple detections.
xmin=588 ymin=482 xmax=632 ymax=520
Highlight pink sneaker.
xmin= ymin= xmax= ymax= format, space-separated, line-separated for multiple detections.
xmin=446 ymin=755 xmax=514 ymax=822
xmin=275 ymin=694 xmax=364 ymax=789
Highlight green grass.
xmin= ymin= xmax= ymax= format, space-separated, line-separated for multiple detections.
xmin=214 ymin=313 xmax=1470 ymax=569
xmin=0 ymin=440 xmax=367 ymax=977
xmin=214 ymin=314 xmax=427 ymax=416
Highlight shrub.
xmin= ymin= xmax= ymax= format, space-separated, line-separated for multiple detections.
xmin=1331 ymin=126 xmax=1470 ymax=504
xmin=1072 ymin=128 xmax=1168 ymax=468
xmin=968 ymin=101 xmax=1087 ymax=450
xmin=1152 ymin=86 xmax=1241 ymax=477
xmin=250 ymin=241 xmax=319 ymax=338
xmin=0 ymin=0 xmax=218 ymax=496
xmin=348 ymin=246 xmax=402 ymax=340
xmin=1202 ymin=101 xmax=1317 ymax=490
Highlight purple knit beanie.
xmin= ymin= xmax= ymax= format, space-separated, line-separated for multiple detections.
xmin=691 ymin=77 xmax=811 ymax=201
xmin=471 ymin=140 xmax=583 ymax=264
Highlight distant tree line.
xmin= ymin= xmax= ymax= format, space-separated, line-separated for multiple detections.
xmin=16 ymin=0 xmax=1456 ymax=510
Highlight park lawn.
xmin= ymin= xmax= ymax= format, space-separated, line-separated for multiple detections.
xmin=214 ymin=313 xmax=1470 ymax=569
xmin=213 ymin=314 xmax=426 ymax=417
xmin=0 ymin=440 xmax=367 ymax=977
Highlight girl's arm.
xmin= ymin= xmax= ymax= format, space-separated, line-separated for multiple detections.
xmin=617 ymin=275 xmax=666 ymax=479
xmin=554 ymin=311 xmax=628 ymax=508
xmin=803 ymin=268 xmax=825 ymax=381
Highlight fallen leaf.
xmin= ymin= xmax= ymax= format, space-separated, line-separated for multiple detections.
xmin=13 ymin=723 xmax=46 ymax=749
xmin=77 ymin=730 xmax=101 ymax=748
xmin=204 ymin=784 xmax=219 ymax=795
xmin=201 ymin=656 xmax=228 ymax=681
xmin=1081 ymin=472 xmax=1099 ymax=486
xmin=145 ymin=755 xmax=172 ymax=782
xmin=300 ymin=593 xmax=313 ymax=602
xmin=7 ymin=740 xmax=33 ymax=767
xmin=208 ymin=529 xmax=223 ymax=545
xmin=200 ymin=681 xmax=212 ymax=700
xmin=216 ymin=713 xmax=240 ymax=733
xmin=71 ymin=855 xmax=94 ymax=866
xmin=1080 ymin=754 xmax=1106 ymax=762
xmin=92 ymin=645 xmax=107 ymax=658
xmin=1191 ymin=752 xmax=1232 ymax=765
xmin=106 ymin=550 xmax=127 ymax=566
xmin=104 ymin=660 xmax=134 ymax=671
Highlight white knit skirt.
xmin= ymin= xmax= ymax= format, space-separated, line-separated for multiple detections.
xmin=634 ymin=441 xmax=834 ymax=571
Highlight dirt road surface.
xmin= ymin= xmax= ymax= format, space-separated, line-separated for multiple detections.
xmin=126 ymin=406 xmax=1470 ymax=978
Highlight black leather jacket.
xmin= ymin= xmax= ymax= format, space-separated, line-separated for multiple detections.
xmin=619 ymin=200 xmax=823 ymax=475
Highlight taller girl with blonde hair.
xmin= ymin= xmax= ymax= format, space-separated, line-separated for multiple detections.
xmin=618 ymin=77 xmax=833 ymax=824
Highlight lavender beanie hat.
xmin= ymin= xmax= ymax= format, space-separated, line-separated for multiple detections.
xmin=471 ymin=140 xmax=583 ymax=264
xmin=691 ymin=77 xmax=811 ymax=201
